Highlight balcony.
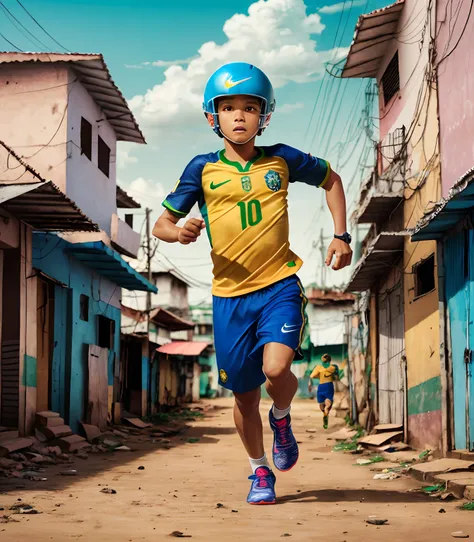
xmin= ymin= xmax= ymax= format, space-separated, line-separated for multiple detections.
xmin=346 ymin=230 xmax=405 ymax=292
xmin=352 ymin=127 xmax=406 ymax=226
xmin=111 ymin=213 xmax=140 ymax=258
xmin=353 ymin=170 xmax=404 ymax=225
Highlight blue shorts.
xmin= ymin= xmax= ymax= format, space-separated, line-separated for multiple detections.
xmin=213 ymin=275 xmax=307 ymax=394
xmin=317 ymin=382 xmax=334 ymax=404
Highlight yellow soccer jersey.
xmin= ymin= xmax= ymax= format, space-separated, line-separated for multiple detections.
xmin=162 ymin=144 xmax=331 ymax=297
xmin=310 ymin=364 xmax=338 ymax=384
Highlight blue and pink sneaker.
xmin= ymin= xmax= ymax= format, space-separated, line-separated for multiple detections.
xmin=247 ymin=466 xmax=276 ymax=505
xmin=269 ymin=408 xmax=299 ymax=472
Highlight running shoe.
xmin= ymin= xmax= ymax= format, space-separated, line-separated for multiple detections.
xmin=269 ymin=408 xmax=299 ymax=472
xmin=247 ymin=466 xmax=276 ymax=505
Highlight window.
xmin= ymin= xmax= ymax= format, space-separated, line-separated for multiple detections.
xmin=125 ymin=214 xmax=134 ymax=228
xmin=414 ymin=254 xmax=435 ymax=298
xmin=97 ymin=315 xmax=115 ymax=349
xmin=381 ymin=52 xmax=400 ymax=105
xmin=98 ymin=136 xmax=110 ymax=177
xmin=80 ymin=117 xmax=92 ymax=160
xmin=80 ymin=294 xmax=89 ymax=322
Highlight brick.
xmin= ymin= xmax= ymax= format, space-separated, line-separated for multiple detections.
xmin=56 ymin=434 xmax=88 ymax=453
xmin=80 ymin=423 xmax=102 ymax=444
xmin=36 ymin=412 xmax=61 ymax=426
xmin=0 ymin=438 xmax=33 ymax=457
xmin=37 ymin=425 xmax=73 ymax=440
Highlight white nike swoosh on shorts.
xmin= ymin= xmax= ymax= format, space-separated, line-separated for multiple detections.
xmin=281 ymin=324 xmax=300 ymax=334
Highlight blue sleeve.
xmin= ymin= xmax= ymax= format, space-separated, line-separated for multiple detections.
xmin=162 ymin=155 xmax=207 ymax=217
xmin=271 ymin=144 xmax=331 ymax=188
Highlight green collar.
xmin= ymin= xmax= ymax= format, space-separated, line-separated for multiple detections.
xmin=219 ymin=147 xmax=264 ymax=173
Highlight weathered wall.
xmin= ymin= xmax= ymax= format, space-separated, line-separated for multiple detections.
xmin=374 ymin=0 xmax=442 ymax=450
xmin=0 ymin=63 xmax=68 ymax=191
xmin=436 ymin=0 xmax=474 ymax=196
xmin=66 ymin=71 xmax=117 ymax=234
xmin=33 ymin=233 xmax=121 ymax=432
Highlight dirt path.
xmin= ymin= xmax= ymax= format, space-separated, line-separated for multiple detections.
xmin=0 ymin=398 xmax=471 ymax=541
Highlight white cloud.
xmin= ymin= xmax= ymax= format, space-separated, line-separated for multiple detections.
xmin=129 ymin=0 xmax=346 ymax=132
xmin=279 ymin=102 xmax=305 ymax=113
xmin=120 ymin=177 xmax=166 ymax=213
xmin=319 ymin=0 xmax=366 ymax=15
xmin=126 ymin=58 xmax=195 ymax=69
xmin=116 ymin=145 xmax=138 ymax=169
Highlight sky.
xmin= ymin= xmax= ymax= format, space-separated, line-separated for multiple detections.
xmin=1 ymin=0 xmax=391 ymax=303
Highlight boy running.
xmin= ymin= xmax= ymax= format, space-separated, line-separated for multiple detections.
xmin=152 ymin=62 xmax=352 ymax=505
xmin=308 ymin=353 xmax=340 ymax=429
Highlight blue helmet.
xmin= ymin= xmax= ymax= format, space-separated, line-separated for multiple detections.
xmin=203 ymin=62 xmax=276 ymax=137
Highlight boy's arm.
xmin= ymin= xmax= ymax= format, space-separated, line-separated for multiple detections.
xmin=152 ymin=210 xmax=205 ymax=245
xmin=323 ymin=170 xmax=353 ymax=271
xmin=309 ymin=366 xmax=320 ymax=379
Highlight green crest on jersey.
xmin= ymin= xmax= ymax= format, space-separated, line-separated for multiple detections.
xmin=264 ymin=170 xmax=281 ymax=192
xmin=241 ymin=175 xmax=252 ymax=192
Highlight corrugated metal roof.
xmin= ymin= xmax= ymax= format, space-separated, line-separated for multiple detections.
xmin=0 ymin=181 xmax=98 ymax=232
xmin=0 ymin=140 xmax=98 ymax=232
xmin=306 ymin=288 xmax=355 ymax=306
xmin=157 ymin=341 xmax=210 ymax=357
xmin=412 ymin=167 xmax=474 ymax=241
xmin=342 ymin=0 xmax=405 ymax=78
xmin=346 ymin=232 xmax=405 ymax=292
xmin=0 ymin=52 xmax=145 ymax=144
xmin=121 ymin=304 xmax=194 ymax=332
xmin=67 ymin=241 xmax=157 ymax=292
xmin=117 ymin=185 xmax=141 ymax=209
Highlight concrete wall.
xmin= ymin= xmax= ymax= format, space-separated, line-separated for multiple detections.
xmin=152 ymin=274 xmax=189 ymax=314
xmin=0 ymin=63 xmax=68 ymax=190
xmin=33 ymin=233 xmax=121 ymax=432
xmin=436 ymin=0 xmax=474 ymax=195
xmin=66 ymin=72 xmax=117 ymax=234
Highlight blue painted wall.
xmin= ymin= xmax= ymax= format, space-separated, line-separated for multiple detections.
xmin=33 ymin=233 xmax=121 ymax=433
xmin=445 ymin=230 xmax=474 ymax=451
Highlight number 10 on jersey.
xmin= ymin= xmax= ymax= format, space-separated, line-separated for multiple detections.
xmin=237 ymin=200 xmax=262 ymax=230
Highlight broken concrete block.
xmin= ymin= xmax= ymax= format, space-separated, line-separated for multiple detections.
xmin=56 ymin=435 xmax=88 ymax=453
xmin=80 ymin=423 xmax=102 ymax=444
xmin=37 ymin=425 xmax=73 ymax=440
xmin=0 ymin=438 xmax=33 ymax=457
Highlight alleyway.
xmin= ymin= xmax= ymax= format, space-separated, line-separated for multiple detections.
xmin=0 ymin=399 xmax=471 ymax=542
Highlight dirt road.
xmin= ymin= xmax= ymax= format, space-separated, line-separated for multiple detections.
xmin=0 ymin=398 xmax=471 ymax=541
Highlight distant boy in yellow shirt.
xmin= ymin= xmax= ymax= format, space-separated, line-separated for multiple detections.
xmin=308 ymin=354 xmax=339 ymax=429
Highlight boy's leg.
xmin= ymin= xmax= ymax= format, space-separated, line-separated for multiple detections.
xmin=233 ymin=387 xmax=264 ymax=459
xmin=324 ymin=399 xmax=333 ymax=416
xmin=263 ymin=342 xmax=298 ymax=409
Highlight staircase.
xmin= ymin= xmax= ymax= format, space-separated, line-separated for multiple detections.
xmin=36 ymin=411 xmax=89 ymax=452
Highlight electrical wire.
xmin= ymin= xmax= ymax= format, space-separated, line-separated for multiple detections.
xmin=15 ymin=0 xmax=70 ymax=52
xmin=0 ymin=1 xmax=50 ymax=51
xmin=0 ymin=29 xmax=22 ymax=50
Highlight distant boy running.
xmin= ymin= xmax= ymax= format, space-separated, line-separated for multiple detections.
xmin=308 ymin=353 xmax=340 ymax=429
xmin=153 ymin=63 xmax=352 ymax=505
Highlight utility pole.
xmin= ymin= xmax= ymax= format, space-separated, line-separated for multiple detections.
xmin=319 ymin=228 xmax=325 ymax=288
xmin=145 ymin=207 xmax=152 ymax=336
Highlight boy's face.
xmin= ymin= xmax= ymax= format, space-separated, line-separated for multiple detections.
xmin=210 ymin=95 xmax=262 ymax=143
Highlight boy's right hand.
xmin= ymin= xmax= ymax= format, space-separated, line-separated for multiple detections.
xmin=178 ymin=218 xmax=205 ymax=245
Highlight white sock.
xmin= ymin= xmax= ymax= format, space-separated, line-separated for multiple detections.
xmin=272 ymin=404 xmax=291 ymax=420
xmin=249 ymin=453 xmax=270 ymax=473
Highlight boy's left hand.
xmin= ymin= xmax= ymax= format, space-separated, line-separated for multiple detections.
xmin=325 ymin=239 xmax=353 ymax=270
